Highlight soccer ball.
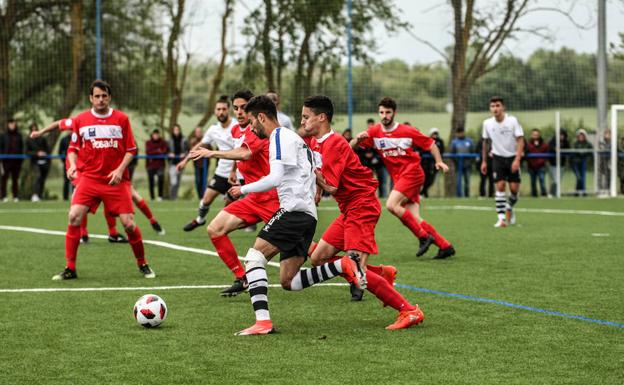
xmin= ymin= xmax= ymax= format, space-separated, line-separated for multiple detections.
xmin=133 ymin=294 xmax=167 ymax=328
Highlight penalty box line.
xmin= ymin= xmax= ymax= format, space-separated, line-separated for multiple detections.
xmin=1 ymin=225 xmax=623 ymax=330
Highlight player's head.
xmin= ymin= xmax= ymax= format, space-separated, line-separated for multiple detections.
xmin=377 ymin=97 xmax=397 ymax=126
xmin=215 ymin=95 xmax=230 ymax=123
xmin=231 ymin=89 xmax=254 ymax=127
xmin=266 ymin=92 xmax=280 ymax=108
xmin=89 ymin=80 xmax=112 ymax=114
xmin=244 ymin=95 xmax=278 ymax=140
xmin=489 ymin=96 xmax=505 ymax=118
xmin=172 ymin=123 xmax=182 ymax=136
xmin=301 ymin=95 xmax=334 ymax=137
xmin=366 ymin=118 xmax=375 ymax=127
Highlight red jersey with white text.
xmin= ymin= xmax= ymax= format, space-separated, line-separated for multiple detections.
xmin=231 ymin=123 xmax=277 ymax=202
xmin=310 ymin=131 xmax=378 ymax=213
xmin=62 ymin=108 xmax=137 ymax=183
xmin=359 ymin=123 xmax=433 ymax=181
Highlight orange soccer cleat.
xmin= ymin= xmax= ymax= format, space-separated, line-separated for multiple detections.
xmin=340 ymin=255 xmax=366 ymax=290
xmin=385 ymin=306 xmax=425 ymax=330
xmin=380 ymin=265 xmax=397 ymax=287
xmin=234 ymin=320 xmax=275 ymax=336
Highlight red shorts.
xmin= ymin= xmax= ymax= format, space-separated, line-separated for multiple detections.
xmin=393 ymin=166 xmax=424 ymax=204
xmin=71 ymin=178 xmax=133 ymax=216
xmin=224 ymin=195 xmax=280 ymax=226
xmin=321 ymin=198 xmax=381 ymax=255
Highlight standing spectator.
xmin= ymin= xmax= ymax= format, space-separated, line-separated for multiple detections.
xmin=266 ymin=92 xmax=294 ymax=130
xmin=188 ymin=126 xmax=207 ymax=199
xmin=526 ymin=128 xmax=549 ymax=197
xmin=145 ymin=129 xmax=167 ymax=201
xmin=167 ymin=123 xmax=188 ymax=200
xmin=0 ymin=119 xmax=24 ymax=202
xmin=597 ymin=129 xmax=611 ymax=193
xmin=342 ymin=128 xmax=353 ymax=142
xmin=450 ymin=128 xmax=474 ymax=197
xmin=475 ymin=136 xmax=494 ymax=197
xmin=25 ymin=123 xmax=51 ymax=201
xmin=548 ymin=129 xmax=570 ymax=196
xmin=421 ymin=127 xmax=445 ymax=197
xmin=570 ymin=129 xmax=593 ymax=196
xmin=58 ymin=132 xmax=72 ymax=200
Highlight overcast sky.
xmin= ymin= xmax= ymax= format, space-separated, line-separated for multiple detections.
xmin=183 ymin=0 xmax=624 ymax=65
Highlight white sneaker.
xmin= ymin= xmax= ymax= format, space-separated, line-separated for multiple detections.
xmin=156 ymin=197 xmax=163 ymax=202
xmin=494 ymin=219 xmax=508 ymax=228
xmin=31 ymin=194 xmax=40 ymax=202
xmin=506 ymin=210 xmax=516 ymax=225
xmin=1 ymin=197 xmax=8 ymax=203
xmin=13 ymin=197 xmax=19 ymax=202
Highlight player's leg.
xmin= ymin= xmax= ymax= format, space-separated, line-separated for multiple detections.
xmin=53 ymin=203 xmax=90 ymax=280
xmin=104 ymin=206 xmax=127 ymax=243
xmin=79 ymin=212 xmax=89 ymax=243
xmin=131 ymin=186 xmax=164 ymax=235
xmin=505 ymin=160 xmax=521 ymax=225
xmin=492 ymin=156 xmax=508 ymax=227
xmin=118 ymin=212 xmax=154 ymax=278
xmin=183 ymin=185 xmax=221 ymax=231
xmin=406 ymin=201 xmax=454 ymax=259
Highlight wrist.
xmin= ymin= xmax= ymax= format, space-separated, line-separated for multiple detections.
xmin=240 ymin=186 xmax=247 ymax=195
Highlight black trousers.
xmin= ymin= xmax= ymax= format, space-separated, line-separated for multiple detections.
xmin=147 ymin=168 xmax=164 ymax=200
xmin=32 ymin=162 xmax=50 ymax=197
xmin=1 ymin=160 xmax=22 ymax=199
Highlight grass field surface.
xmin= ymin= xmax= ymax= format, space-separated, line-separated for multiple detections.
xmin=1 ymin=197 xmax=623 ymax=384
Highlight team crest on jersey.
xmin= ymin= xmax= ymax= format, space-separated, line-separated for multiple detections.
xmin=88 ymin=127 xmax=96 ymax=137
xmin=64 ymin=119 xmax=73 ymax=127
xmin=379 ymin=139 xmax=386 ymax=148
xmin=71 ymin=133 xmax=78 ymax=142
xmin=109 ymin=126 xmax=122 ymax=138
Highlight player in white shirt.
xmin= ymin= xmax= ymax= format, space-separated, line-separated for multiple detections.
xmin=177 ymin=96 xmax=238 ymax=231
xmin=480 ymin=96 xmax=525 ymax=227
xmin=266 ymin=91 xmax=294 ymax=130
xmin=227 ymin=95 xmax=365 ymax=336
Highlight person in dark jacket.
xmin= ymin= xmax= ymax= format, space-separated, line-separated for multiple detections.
xmin=145 ymin=129 xmax=168 ymax=201
xmin=25 ymin=122 xmax=51 ymax=201
xmin=450 ymin=128 xmax=474 ymax=197
xmin=421 ymin=127 xmax=445 ymax=197
xmin=0 ymin=119 xmax=24 ymax=201
xmin=548 ymin=129 xmax=570 ymax=196
xmin=168 ymin=123 xmax=189 ymax=200
xmin=475 ymin=136 xmax=494 ymax=197
xmin=58 ymin=132 xmax=72 ymax=200
xmin=571 ymin=129 xmax=593 ymax=196
xmin=526 ymin=128 xmax=549 ymax=197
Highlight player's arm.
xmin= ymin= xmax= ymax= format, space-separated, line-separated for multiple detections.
xmin=350 ymin=131 xmax=370 ymax=150
xmin=66 ymin=151 xmax=78 ymax=181
xmin=512 ymin=136 xmax=524 ymax=173
xmin=30 ymin=120 xmax=61 ymax=139
xmin=229 ymin=161 xmax=284 ymax=198
xmin=480 ymin=139 xmax=490 ymax=175
xmin=315 ymin=169 xmax=337 ymax=195
xmin=429 ymin=143 xmax=449 ymax=173
xmin=189 ymin=146 xmax=251 ymax=162
xmin=177 ymin=141 xmax=210 ymax=171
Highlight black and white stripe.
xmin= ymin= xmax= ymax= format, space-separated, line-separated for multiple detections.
xmin=246 ymin=266 xmax=270 ymax=321
xmin=507 ymin=192 xmax=518 ymax=210
xmin=290 ymin=260 xmax=342 ymax=291
xmin=495 ymin=191 xmax=506 ymax=219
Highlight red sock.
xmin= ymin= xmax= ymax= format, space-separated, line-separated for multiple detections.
xmin=400 ymin=210 xmax=428 ymax=238
xmin=211 ymin=235 xmax=245 ymax=279
xmin=136 ymin=199 xmax=156 ymax=224
xmin=366 ymin=270 xmax=416 ymax=312
xmin=421 ymin=221 xmax=451 ymax=249
xmin=366 ymin=264 xmax=383 ymax=275
xmin=126 ymin=226 xmax=147 ymax=266
xmin=65 ymin=225 xmax=81 ymax=270
xmin=80 ymin=215 xmax=89 ymax=237
xmin=104 ymin=209 xmax=118 ymax=236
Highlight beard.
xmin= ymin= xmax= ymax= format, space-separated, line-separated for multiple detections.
xmin=381 ymin=117 xmax=393 ymax=126
xmin=217 ymin=114 xmax=228 ymax=123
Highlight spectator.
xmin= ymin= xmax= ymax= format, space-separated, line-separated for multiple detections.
xmin=167 ymin=123 xmax=189 ymax=200
xmin=188 ymin=126 xmax=206 ymax=199
xmin=145 ymin=129 xmax=168 ymax=201
xmin=475 ymin=136 xmax=494 ymax=197
xmin=548 ymin=129 xmax=570 ymax=196
xmin=570 ymin=129 xmax=593 ymax=196
xmin=342 ymin=128 xmax=353 ymax=142
xmin=266 ymin=92 xmax=294 ymax=130
xmin=58 ymin=132 xmax=72 ymax=200
xmin=421 ymin=127 xmax=445 ymax=197
xmin=450 ymin=128 xmax=474 ymax=197
xmin=354 ymin=120 xmax=388 ymax=197
xmin=25 ymin=123 xmax=51 ymax=201
xmin=597 ymin=130 xmax=611 ymax=193
xmin=0 ymin=119 xmax=24 ymax=202
xmin=526 ymin=128 xmax=549 ymax=197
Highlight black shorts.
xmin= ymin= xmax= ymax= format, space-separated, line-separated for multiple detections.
xmin=258 ymin=208 xmax=317 ymax=261
xmin=492 ymin=155 xmax=521 ymax=183
xmin=207 ymin=175 xmax=232 ymax=195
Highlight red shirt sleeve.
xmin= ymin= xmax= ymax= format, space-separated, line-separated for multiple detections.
xmin=244 ymin=132 xmax=267 ymax=157
xmin=59 ymin=116 xmax=78 ymax=131
xmin=408 ymin=126 xmax=434 ymax=151
xmin=358 ymin=127 xmax=375 ymax=149
xmin=320 ymin=137 xmax=347 ymax=188
xmin=67 ymin=129 xmax=81 ymax=155
xmin=123 ymin=116 xmax=138 ymax=155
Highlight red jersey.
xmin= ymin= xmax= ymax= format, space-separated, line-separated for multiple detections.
xmin=231 ymin=123 xmax=277 ymax=202
xmin=310 ymin=131 xmax=378 ymax=213
xmin=62 ymin=108 xmax=137 ymax=183
xmin=359 ymin=122 xmax=433 ymax=181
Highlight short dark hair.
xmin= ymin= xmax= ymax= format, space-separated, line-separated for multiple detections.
xmin=489 ymin=96 xmax=504 ymax=105
xmin=366 ymin=118 xmax=375 ymax=124
xmin=456 ymin=127 xmax=465 ymax=133
xmin=90 ymin=79 xmax=112 ymax=96
xmin=216 ymin=95 xmax=230 ymax=107
xmin=152 ymin=129 xmax=160 ymax=134
xmin=231 ymin=89 xmax=254 ymax=103
xmin=7 ymin=118 xmax=16 ymax=124
xmin=303 ymin=95 xmax=334 ymax=123
xmin=378 ymin=97 xmax=397 ymax=111
xmin=244 ymin=95 xmax=277 ymax=120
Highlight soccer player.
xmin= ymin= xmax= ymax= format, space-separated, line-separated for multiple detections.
xmin=227 ymin=95 xmax=364 ymax=336
xmin=188 ymin=90 xmax=280 ymax=297
xmin=35 ymin=80 xmax=155 ymax=280
xmin=302 ymin=95 xmax=425 ymax=331
xmin=178 ymin=96 xmax=238 ymax=231
xmin=351 ymin=97 xmax=454 ymax=259
xmin=480 ymin=96 xmax=524 ymax=227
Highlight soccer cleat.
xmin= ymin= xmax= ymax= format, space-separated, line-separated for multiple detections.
xmin=494 ymin=219 xmax=507 ymax=228
xmin=220 ymin=277 xmax=248 ymax=297
xmin=183 ymin=219 xmax=205 ymax=232
xmin=52 ymin=267 xmax=77 ymax=281
xmin=151 ymin=222 xmax=166 ymax=235
xmin=380 ymin=265 xmax=397 ymax=287
xmin=506 ymin=209 xmax=516 ymax=225
xmin=108 ymin=233 xmax=128 ymax=243
xmin=349 ymin=282 xmax=364 ymax=301
xmin=139 ymin=264 xmax=156 ymax=278
xmin=385 ymin=306 xmax=425 ymax=330
xmin=342 ymin=253 xmax=367 ymax=290
xmin=416 ymin=235 xmax=435 ymax=257
xmin=433 ymin=246 xmax=455 ymax=260
xmin=234 ymin=320 xmax=275 ymax=336
xmin=80 ymin=235 xmax=89 ymax=244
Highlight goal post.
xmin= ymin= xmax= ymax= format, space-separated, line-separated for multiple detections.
xmin=610 ymin=105 xmax=623 ymax=197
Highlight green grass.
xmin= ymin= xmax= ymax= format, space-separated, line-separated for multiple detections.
xmin=1 ymin=197 xmax=623 ymax=384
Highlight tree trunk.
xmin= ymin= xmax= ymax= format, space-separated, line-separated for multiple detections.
xmin=160 ymin=0 xmax=185 ymax=131
xmin=292 ymin=31 xmax=311 ymax=115
xmin=169 ymin=52 xmax=190 ymax=130
xmin=0 ymin=1 xmax=17 ymax=130
xmin=276 ymin=22 xmax=285 ymax=95
xmin=261 ymin=0 xmax=275 ymax=91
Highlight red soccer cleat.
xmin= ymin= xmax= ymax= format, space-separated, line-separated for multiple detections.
xmin=234 ymin=320 xmax=275 ymax=336
xmin=340 ymin=255 xmax=366 ymax=290
xmin=380 ymin=265 xmax=397 ymax=287
xmin=385 ymin=306 xmax=425 ymax=330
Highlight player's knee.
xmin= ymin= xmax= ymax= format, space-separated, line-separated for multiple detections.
xmin=244 ymin=248 xmax=267 ymax=272
xmin=68 ymin=212 xmax=82 ymax=226
xmin=385 ymin=200 xmax=399 ymax=214
xmin=280 ymin=277 xmax=293 ymax=290
xmin=309 ymin=253 xmax=323 ymax=266
xmin=206 ymin=222 xmax=224 ymax=237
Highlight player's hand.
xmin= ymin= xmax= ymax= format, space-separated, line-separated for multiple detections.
xmin=480 ymin=161 xmax=487 ymax=175
xmin=189 ymin=148 xmax=212 ymax=161
xmin=511 ymin=159 xmax=520 ymax=173
xmin=67 ymin=165 xmax=77 ymax=181
xmin=355 ymin=131 xmax=369 ymax=142
xmin=107 ymin=168 xmax=123 ymax=185
xmin=228 ymin=171 xmax=239 ymax=186
xmin=314 ymin=187 xmax=322 ymax=206
xmin=30 ymin=130 xmax=42 ymax=139
xmin=228 ymin=185 xmax=243 ymax=199
xmin=435 ymin=161 xmax=449 ymax=173
xmin=176 ymin=159 xmax=187 ymax=172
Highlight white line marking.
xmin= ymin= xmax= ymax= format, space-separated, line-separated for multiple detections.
xmin=591 ymin=233 xmax=610 ymax=237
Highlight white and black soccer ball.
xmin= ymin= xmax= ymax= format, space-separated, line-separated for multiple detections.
xmin=133 ymin=294 xmax=167 ymax=328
